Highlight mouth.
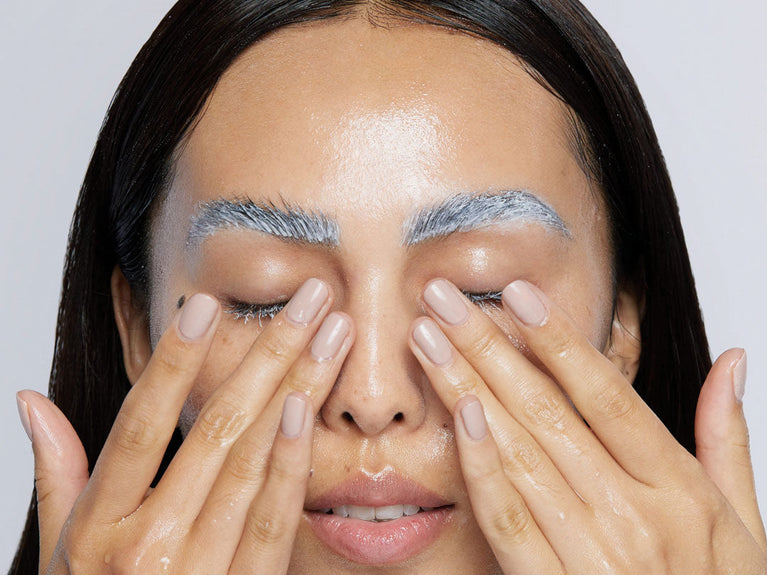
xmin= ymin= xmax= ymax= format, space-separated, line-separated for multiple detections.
xmin=304 ymin=472 xmax=455 ymax=565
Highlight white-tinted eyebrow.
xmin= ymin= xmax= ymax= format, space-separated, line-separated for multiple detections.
xmin=187 ymin=198 xmax=340 ymax=248
xmin=402 ymin=190 xmax=572 ymax=246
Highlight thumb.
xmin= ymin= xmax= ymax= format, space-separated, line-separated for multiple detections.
xmin=695 ymin=349 xmax=766 ymax=550
xmin=17 ymin=390 xmax=90 ymax=571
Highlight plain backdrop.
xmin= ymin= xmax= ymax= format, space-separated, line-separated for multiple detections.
xmin=1 ymin=1 xmax=765 ymax=569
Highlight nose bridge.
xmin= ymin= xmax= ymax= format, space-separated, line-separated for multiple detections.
xmin=320 ymin=265 xmax=426 ymax=436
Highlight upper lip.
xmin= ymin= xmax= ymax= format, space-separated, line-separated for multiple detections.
xmin=304 ymin=470 xmax=453 ymax=510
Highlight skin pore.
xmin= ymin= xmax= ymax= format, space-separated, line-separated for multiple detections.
xmin=115 ymin=16 xmax=639 ymax=574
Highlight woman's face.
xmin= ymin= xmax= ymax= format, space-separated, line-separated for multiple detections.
xmin=137 ymin=17 xmax=619 ymax=574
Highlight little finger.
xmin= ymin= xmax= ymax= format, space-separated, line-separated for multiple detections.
xmin=455 ymin=396 xmax=564 ymax=574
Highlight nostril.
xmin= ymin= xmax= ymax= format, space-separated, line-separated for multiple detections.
xmin=393 ymin=412 xmax=404 ymax=422
xmin=342 ymin=411 xmax=354 ymax=423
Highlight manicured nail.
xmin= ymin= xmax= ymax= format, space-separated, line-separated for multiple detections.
xmin=281 ymin=393 xmax=308 ymax=438
xmin=285 ymin=279 xmax=328 ymax=326
xmin=178 ymin=294 xmax=219 ymax=341
xmin=732 ymin=350 xmax=747 ymax=403
xmin=311 ymin=313 xmax=350 ymax=361
xmin=16 ymin=393 xmax=32 ymax=441
xmin=502 ymin=280 xmax=548 ymax=327
xmin=424 ymin=279 xmax=469 ymax=326
xmin=461 ymin=397 xmax=487 ymax=441
xmin=413 ymin=319 xmax=452 ymax=366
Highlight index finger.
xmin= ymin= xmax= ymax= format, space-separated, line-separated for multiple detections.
xmin=501 ymin=280 xmax=693 ymax=484
xmin=83 ymin=293 xmax=221 ymax=522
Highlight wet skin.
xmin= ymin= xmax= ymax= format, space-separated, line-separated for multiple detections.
xmin=129 ymin=17 xmax=625 ymax=574
xmin=139 ymin=18 xmax=624 ymax=574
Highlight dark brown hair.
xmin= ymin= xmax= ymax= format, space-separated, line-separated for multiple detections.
xmin=11 ymin=1 xmax=709 ymax=571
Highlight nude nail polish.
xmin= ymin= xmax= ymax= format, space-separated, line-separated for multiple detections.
xmin=311 ymin=313 xmax=350 ymax=361
xmin=178 ymin=294 xmax=219 ymax=341
xmin=413 ymin=319 xmax=452 ymax=366
xmin=732 ymin=350 xmax=747 ymax=403
xmin=16 ymin=394 xmax=32 ymax=441
xmin=281 ymin=393 xmax=307 ymax=438
xmin=285 ymin=278 xmax=328 ymax=326
xmin=461 ymin=398 xmax=488 ymax=441
xmin=424 ymin=279 xmax=469 ymax=325
xmin=502 ymin=280 xmax=548 ymax=327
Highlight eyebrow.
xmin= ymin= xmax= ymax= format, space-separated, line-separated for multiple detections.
xmin=187 ymin=198 xmax=340 ymax=248
xmin=402 ymin=190 xmax=571 ymax=246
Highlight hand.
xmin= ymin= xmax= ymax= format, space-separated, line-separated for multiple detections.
xmin=17 ymin=279 xmax=354 ymax=574
xmin=410 ymin=278 xmax=767 ymax=573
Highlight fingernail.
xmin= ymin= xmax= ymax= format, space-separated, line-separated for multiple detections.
xmin=732 ymin=350 xmax=747 ymax=403
xmin=311 ymin=313 xmax=350 ymax=361
xmin=502 ymin=280 xmax=548 ymax=327
xmin=285 ymin=279 xmax=328 ymax=326
xmin=461 ymin=397 xmax=487 ymax=441
xmin=16 ymin=393 xmax=32 ymax=441
xmin=413 ymin=319 xmax=452 ymax=366
xmin=178 ymin=294 xmax=219 ymax=341
xmin=424 ymin=279 xmax=469 ymax=326
xmin=281 ymin=393 xmax=308 ymax=438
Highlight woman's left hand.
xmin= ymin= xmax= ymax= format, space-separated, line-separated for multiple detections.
xmin=409 ymin=278 xmax=767 ymax=574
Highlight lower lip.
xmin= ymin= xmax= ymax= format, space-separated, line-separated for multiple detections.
xmin=306 ymin=507 xmax=453 ymax=565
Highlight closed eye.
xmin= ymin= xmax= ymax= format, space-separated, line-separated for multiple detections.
xmin=463 ymin=290 xmax=503 ymax=311
xmin=224 ymin=300 xmax=287 ymax=325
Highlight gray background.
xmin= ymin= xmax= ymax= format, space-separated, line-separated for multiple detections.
xmin=1 ymin=1 xmax=765 ymax=568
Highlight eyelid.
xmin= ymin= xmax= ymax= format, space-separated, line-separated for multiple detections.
xmin=462 ymin=290 xmax=503 ymax=310
xmin=224 ymin=300 xmax=287 ymax=325
xmin=225 ymin=289 xmax=502 ymax=325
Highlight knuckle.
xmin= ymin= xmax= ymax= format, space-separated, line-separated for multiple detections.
xmin=226 ymin=446 xmax=267 ymax=485
xmin=195 ymin=400 xmax=250 ymax=447
xmin=544 ymin=330 xmax=580 ymax=360
xmin=522 ymin=390 xmax=568 ymax=429
xmin=152 ymin=338 xmax=197 ymax=378
xmin=502 ymin=440 xmax=546 ymax=477
xmin=465 ymin=330 xmax=503 ymax=362
xmin=256 ymin=330 xmax=293 ymax=366
xmin=246 ymin=510 xmax=285 ymax=548
xmin=491 ymin=499 xmax=533 ymax=544
xmin=593 ymin=383 xmax=635 ymax=421
xmin=112 ymin=409 xmax=161 ymax=454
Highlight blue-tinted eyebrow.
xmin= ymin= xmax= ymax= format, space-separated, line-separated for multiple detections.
xmin=187 ymin=198 xmax=340 ymax=248
xmin=402 ymin=190 xmax=571 ymax=246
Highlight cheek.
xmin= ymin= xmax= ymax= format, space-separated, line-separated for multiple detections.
xmin=178 ymin=324 xmax=260 ymax=435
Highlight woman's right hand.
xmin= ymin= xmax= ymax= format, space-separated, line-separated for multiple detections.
xmin=17 ymin=278 xmax=354 ymax=574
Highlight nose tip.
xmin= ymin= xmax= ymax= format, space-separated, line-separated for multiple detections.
xmin=319 ymin=328 xmax=427 ymax=436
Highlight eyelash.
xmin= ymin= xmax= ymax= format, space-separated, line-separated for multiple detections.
xmin=224 ymin=290 xmax=504 ymax=325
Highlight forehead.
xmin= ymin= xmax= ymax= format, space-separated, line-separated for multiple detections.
xmin=173 ymin=17 xmax=591 ymax=221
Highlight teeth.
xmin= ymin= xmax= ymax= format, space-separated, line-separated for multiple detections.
xmin=332 ymin=506 xmax=349 ymax=518
xmin=330 ymin=504 xmax=432 ymax=521
xmin=375 ymin=505 xmax=404 ymax=521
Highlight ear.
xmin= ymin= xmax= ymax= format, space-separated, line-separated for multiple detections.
xmin=604 ymin=287 xmax=642 ymax=384
xmin=111 ymin=267 xmax=152 ymax=386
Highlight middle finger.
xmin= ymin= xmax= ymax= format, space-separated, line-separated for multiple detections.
xmin=419 ymin=278 xmax=626 ymax=503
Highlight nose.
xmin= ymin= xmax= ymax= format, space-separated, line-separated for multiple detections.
xmin=319 ymin=273 xmax=427 ymax=436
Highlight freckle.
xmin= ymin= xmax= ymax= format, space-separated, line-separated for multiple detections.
xmin=344 ymin=465 xmax=351 ymax=473
xmin=177 ymin=295 xmax=186 ymax=309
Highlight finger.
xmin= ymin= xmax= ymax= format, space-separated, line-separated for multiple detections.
xmin=229 ymin=393 xmax=314 ymax=574
xmin=454 ymin=396 xmax=565 ymax=574
xmin=83 ymin=293 xmax=220 ymax=521
xmin=422 ymin=279 xmax=626 ymax=502
xmin=409 ymin=317 xmax=588 ymax=536
xmin=696 ymin=349 xmax=767 ymax=549
xmin=17 ymin=390 xmax=90 ymax=572
xmin=501 ymin=280 xmax=686 ymax=484
xmin=191 ymin=313 xmax=353 ymax=553
xmin=156 ymin=279 xmax=332 ymax=515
